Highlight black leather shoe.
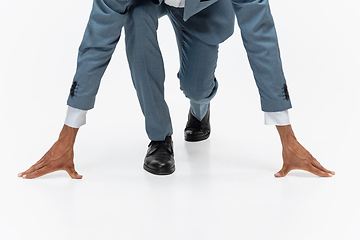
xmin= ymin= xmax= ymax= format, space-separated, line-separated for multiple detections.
xmin=143 ymin=136 xmax=175 ymax=175
xmin=184 ymin=107 xmax=210 ymax=142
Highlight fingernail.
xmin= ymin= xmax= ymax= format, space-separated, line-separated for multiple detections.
xmin=331 ymin=171 xmax=336 ymax=175
xmin=22 ymin=175 xmax=27 ymax=179
xmin=18 ymin=173 xmax=22 ymax=177
xmin=328 ymin=173 xmax=332 ymax=177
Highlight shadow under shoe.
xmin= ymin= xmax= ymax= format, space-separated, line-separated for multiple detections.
xmin=184 ymin=107 xmax=210 ymax=142
xmin=143 ymin=136 xmax=175 ymax=175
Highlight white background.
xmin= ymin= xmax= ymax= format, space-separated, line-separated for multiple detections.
xmin=1 ymin=0 xmax=359 ymax=239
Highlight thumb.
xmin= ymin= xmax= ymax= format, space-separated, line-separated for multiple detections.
xmin=65 ymin=167 xmax=83 ymax=179
xmin=274 ymin=165 xmax=291 ymax=178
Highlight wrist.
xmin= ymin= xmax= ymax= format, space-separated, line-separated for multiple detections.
xmin=58 ymin=125 xmax=79 ymax=145
xmin=276 ymin=125 xmax=296 ymax=145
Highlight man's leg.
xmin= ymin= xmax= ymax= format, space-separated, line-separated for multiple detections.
xmin=124 ymin=1 xmax=175 ymax=175
xmin=124 ymin=1 xmax=172 ymax=142
xmin=166 ymin=6 xmax=219 ymax=141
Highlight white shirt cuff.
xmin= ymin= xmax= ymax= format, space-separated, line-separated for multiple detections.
xmin=264 ymin=110 xmax=290 ymax=126
xmin=64 ymin=106 xmax=87 ymax=128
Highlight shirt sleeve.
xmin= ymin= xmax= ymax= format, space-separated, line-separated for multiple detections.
xmin=264 ymin=110 xmax=290 ymax=126
xmin=64 ymin=106 xmax=87 ymax=128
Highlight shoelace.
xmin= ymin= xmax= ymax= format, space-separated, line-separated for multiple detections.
xmin=148 ymin=140 xmax=173 ymax=155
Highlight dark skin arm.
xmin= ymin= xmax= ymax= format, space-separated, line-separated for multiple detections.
xmin=275 ymin=125 xmax=335 ymax=177
xmin=18 ymin=125 xmax=82 ymax=179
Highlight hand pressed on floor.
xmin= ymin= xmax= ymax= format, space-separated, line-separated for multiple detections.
xmin=275 ymin=125 xmax=335 ymax=178
xmin=18 ymin=125 xmax=82 ymax=179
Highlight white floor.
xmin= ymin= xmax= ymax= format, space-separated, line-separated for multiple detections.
xmin=1 ymin=1 xmax=360 ymax=240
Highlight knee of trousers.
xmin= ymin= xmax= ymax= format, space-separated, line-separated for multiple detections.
xmin=125 ymin=1 xmax=159 ymax=43
xmin=181 ymin=77 xmax=219 ymax=105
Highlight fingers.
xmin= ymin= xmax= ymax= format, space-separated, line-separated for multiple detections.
xmin=275 ymin=165 xmax=332 ymax=178
xmin=18 ymin=149 xmax=53 ymax=178
xmin=18 ymin=159 xmax=83 ymax=179
xmin=21 ymin=165 xmax=51 ymax=179
xmin=275 ymin=158 xmax=334 ymax=178
xmin=18 ymin=140 xmax=82 ymax=179
xmin=18 ymin=160 xmax=46 ymax=178
xmin=19 ymin=165 xmax=83 ymax=179
xmin=306 ymin=163 xmax=333 ymax=177
xmin=18 ymin=156 xmax=55 ymax=179
xmin=309 ymin=156 xmax=335 ymax=176
xmin=277 ymin=136 xmax=335 ymax=178
xmin=300 ymin=154 xmax=334 ymax=177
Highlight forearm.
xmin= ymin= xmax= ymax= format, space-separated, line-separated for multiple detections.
xmin=276 ymin=124 xmax=296 ymax=145
xmin=58 ymin=124 xmax=79 ymax=147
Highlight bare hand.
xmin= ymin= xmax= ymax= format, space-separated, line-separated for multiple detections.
xmin=275 ymin=125 xmax=335 ymax=178
xmin=18 ymin=125 xmax=82 ymax=179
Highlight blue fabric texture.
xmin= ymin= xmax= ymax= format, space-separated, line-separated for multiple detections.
xmin=67 ymin=0 xmax=292 ymax=140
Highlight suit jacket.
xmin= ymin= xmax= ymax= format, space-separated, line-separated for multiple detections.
xmin=68 ymin=0 xmax=291 ymax=113
xmin=155 ymin=0 xmax=235 ymax=45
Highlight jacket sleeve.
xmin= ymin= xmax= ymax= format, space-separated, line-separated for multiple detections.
xmin=67 ymin=0 xmax=130 ymax=110
xmin=232 ymin=0 xmax=292 ymax=112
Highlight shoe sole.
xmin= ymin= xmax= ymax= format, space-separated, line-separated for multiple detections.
xmin=184 ymin=133 xmax=210 ymax=142
xmin=143 ymin=164 xmax=175 ymax=175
